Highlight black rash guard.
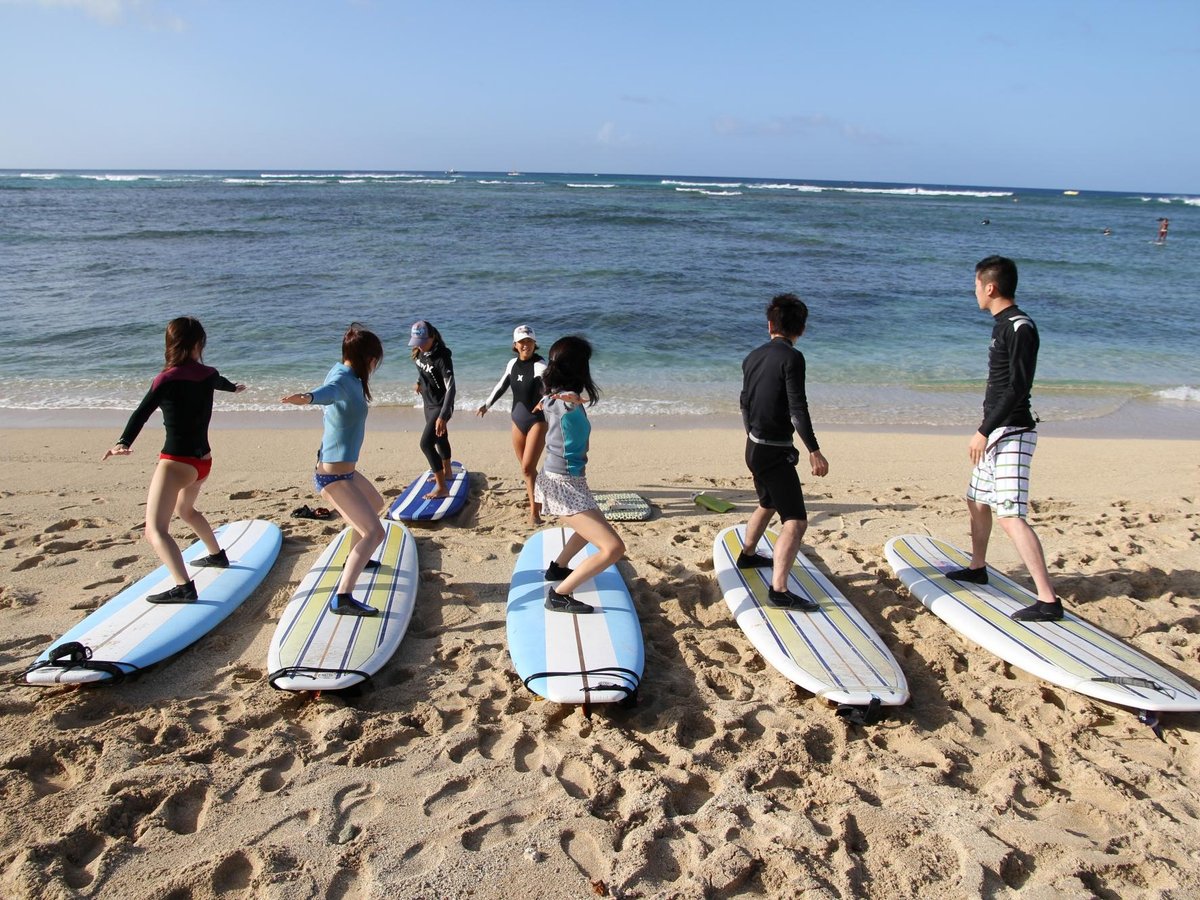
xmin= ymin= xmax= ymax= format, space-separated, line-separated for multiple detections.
xmin=117 ymin=360 xmax=238 ymax=457
xmin=979 ymin=305 xmax=1039 ymax=435
xmin=414 ymin=344 xmax=456 ymax=420
xmin=739 ymin=336 xmax=820 ymax=453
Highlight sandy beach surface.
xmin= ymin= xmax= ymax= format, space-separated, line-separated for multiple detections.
xmin=1 ymin=413 xmax=1198 ymax=899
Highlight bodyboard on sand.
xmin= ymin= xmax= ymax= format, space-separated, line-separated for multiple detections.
xmin=387 ymin=460 xmax=469 ymax=522
xmin=507 ymin=526 xmax=643 ymax=704
xmin=268 ymin=519 xmax=418 ymax=691
xmin=713 ymin=525 xmax=909 ymax=709
xmin=885 ymin=534 xmax=1200 ymax=713
xmin=593 ymin=491 xmax=652 ymax=522
xmin=26 ymin=520 xmax=282 ymax=685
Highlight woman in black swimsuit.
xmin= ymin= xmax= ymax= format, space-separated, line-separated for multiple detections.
xmin=103 ymin=317 xmax=245 ymax=604
xmin=477 ymin=325 xmax=547 ymax=524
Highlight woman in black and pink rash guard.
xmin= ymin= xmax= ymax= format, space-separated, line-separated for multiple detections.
xmin=104 ymin=316 xmax=245 ymax=604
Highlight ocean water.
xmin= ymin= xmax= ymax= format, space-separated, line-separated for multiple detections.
xmin=1 ymin=169 xmax=1197 ymax=429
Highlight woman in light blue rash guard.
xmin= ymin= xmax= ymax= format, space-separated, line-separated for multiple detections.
xmin=534 ymin=336 xmax=626 ymax=615
xmin=281 ymin=324 xmax=385 ymax=617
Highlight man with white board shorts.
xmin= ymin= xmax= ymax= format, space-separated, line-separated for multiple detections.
xmin=736 ymin=293 xmax=829 ymax=610
xmin=947 ymin=255 xmax=1063 ymax=622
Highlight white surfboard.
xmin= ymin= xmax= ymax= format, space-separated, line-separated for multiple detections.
xmin=885 ymin=534 xmax=1200 ymax=713
xmin=26 ymin=520 xmax=282 ymax=685
xmin=714 ymin=525 xmax=909 ymax=710
xmin=386 ymin=460 xmax=469 ymax=522
xmin=506 ymin=527 xmax=643 ymax=705
xmin=268 ymin=519 xmax=418 ymax=691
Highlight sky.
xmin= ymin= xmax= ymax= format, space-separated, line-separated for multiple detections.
xmin=2 ymin=0 xmax=1198 ymax=193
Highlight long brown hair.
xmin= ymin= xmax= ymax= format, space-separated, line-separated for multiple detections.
xmin=343 ymin=322 xmax=384 ymax=402
xmin=163 ymin=316 xmax=206 ymax=370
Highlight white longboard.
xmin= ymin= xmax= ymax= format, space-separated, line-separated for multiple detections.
xmin=26 ymin=520 xmax=282 ymax=685
xmin=268 ymin=519 xmax=418 ymax=691
xmin=714 ymin=525 xmax=909 ymax=710
xmin=506 ymin=527 xmax=643 ymax=705
xmin=885 ymin=534 xmax=1200 ymax=713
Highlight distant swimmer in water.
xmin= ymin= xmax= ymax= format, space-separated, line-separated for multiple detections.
xmin=1102 ymin=227 xmax=1112 ymax=236
xmin=981 ymin=219 xmax=990 ymax=225
xmin=1155 ymin=218 xmax=1169 ymax=244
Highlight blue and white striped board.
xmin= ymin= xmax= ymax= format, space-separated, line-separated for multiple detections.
xmin=714 ymin=525 xmax=909 ymax=708
xmin=26 ymin=519 xmax=282 ymax=685
xmin=886 ymin=534 xmax=1200 ymax=713
xmin=387 ymin=460 xmax=469 ymax=522
xmin=268 ymin=519 xmax=418 ymax=691
xmin=507 ymin=527 xmax=643 ymax=705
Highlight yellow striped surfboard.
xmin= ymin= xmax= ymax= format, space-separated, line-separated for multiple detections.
xmin=268 ymin=519 xmax=418 ymax=691
xmin=885 ymin=534 xmax=1200 ymax=713
xmin=713 ymin=525 xmax=908 ymax=708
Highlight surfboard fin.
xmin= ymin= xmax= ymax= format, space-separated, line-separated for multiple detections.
xmin=1138 ymin=710 xmax=1165 ymax=742
xmin=835 ymin=697 xmax=884 ymax=726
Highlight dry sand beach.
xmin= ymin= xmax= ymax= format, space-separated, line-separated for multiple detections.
xmin=1 ymin=414 xmax=1198 ymax=899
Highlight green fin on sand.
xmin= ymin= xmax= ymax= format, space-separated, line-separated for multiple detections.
xmin=692 ymin=492 xmax=735 ymax=513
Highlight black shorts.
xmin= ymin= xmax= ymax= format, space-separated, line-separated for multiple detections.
xmin=745 ymin=440 xmax=807 ymax=522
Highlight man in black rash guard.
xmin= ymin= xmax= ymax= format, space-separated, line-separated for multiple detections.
xmin=947 ymin=255 xmax=1062 ymax=622
xmin=737 ymin=293 xmax=829 ymax=611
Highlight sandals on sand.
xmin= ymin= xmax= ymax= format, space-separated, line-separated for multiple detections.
xmin=291 ymin=504 xmax=335 ymax=520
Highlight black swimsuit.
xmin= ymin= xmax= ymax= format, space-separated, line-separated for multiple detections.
xmin=483 ymin=355 xmax=546 ymax=435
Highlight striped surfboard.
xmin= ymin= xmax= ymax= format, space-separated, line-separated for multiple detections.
xmin=268 ymin=519 xmax=418 ymax=691
xmin=714 ymin=525 xmax=909 ymax=708
xmin=387 ymin=460 xmax=469 ymax=522
xmin=885 ymin=534 xmax=1200 ymax=713
xmin=506 ymin=527 xmax=643 ymax=705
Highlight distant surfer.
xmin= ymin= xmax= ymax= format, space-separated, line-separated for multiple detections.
xmin=104 ymin=317 xmax=245 ymax=604
xmin=534 ymin=336 xmax=625 ymax=614
xmin=947 ymin=257 xmax=1063 ymax=622
xmin=477 ymin=325 xmax=548 ymax=525
xmin=281 ymin=323 xmax=385 ymax=617
xmin=410 ymin=320 xmax=456 ymax=499
xmin=735 ymin=293 xmax=829 ymax=611
xmin=1102 ymin=227 xmax=1112 ymax=236
xmin=1155 ymin=218 xmax=1169 ymax=244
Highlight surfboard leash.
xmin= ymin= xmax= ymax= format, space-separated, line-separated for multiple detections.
xmin=23 ymin=641 xmax=141 ymax=685
xmin=267 ymin=665 xmax=373 ymax=690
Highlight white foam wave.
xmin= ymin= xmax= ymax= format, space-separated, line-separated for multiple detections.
xmin=1153 ymin=385 xmax=1200 ymax=402
xmin=80 ymin=174 xmax=162 ymax=182
xmin=478 ymin=180 xmax=542 ymax=186
xmin=675 ymin=187 xmax=741 ymax=196
xmin=567 ymin=183 xmax=616 ymax=188
xmin=19 ymin=173 xmax=60 ymax=180
xmin=747 ymin=182 xmax=824 ymax=192
xmin=661 ymin=179 xmax=743 ymax=188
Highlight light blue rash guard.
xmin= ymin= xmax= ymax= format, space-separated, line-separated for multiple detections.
xmin=309 ymin=363 xmax=368 ymax=463
xmin=541 ymin=394 xmax=590 ymax=476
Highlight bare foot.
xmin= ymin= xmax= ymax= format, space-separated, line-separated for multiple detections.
xmin=424 ymin=490 xmax=450 ymax=500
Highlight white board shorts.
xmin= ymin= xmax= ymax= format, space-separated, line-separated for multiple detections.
xmin=967 ymin=427 xmax=1037 ymax=518
xmin=535 ymin=471 xmax=599 ymax=518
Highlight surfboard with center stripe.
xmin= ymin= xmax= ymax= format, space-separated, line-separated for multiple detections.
xmin=506 ymin=526 xmax=643 ymax=705
xmin=387 ymin=460 xmax=469 ymax=522
xmin=26 ymin=519 xmax=282 ymax=685
xmin=268 ymin=519 xmax=418 ymax=691
xmin=885 ymin=534 xmax=1200 ymax=712
xmin=713 ymin=525 xmax=909 ymax=708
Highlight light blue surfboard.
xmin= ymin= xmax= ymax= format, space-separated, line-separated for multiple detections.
xmin=26 ymin=519 xmax=282 ymax=685
xmin=387 ymin=460 xmax=469 ymax=522
xmin=506 ymin=527 xmax=643 ymax=705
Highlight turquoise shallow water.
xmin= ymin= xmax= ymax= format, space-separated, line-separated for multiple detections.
xmin=1 ymin=170 xmax=1197 ymax=428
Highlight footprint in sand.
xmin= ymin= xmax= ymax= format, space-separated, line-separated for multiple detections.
xmin=329 ymin=782 xmax=382 ymax=845
xmin=211 ymin=849 xmax=259 ymax=894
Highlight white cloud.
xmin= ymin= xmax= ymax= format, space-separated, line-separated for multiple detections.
xmin=3 ymin=0 xmax=185 ymax=30
xmin=713 ymin=114 xmax=893 ymax=146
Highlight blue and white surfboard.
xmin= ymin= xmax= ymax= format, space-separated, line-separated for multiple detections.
xmin=387 ymin=460 xmax=469 ymax=522
xmin=507 ymin=527 xmax=643 ymax=705
xmin=26 ymin=519 xmax=282 ymax=685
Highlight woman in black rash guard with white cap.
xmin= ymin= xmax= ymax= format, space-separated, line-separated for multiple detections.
xmin=477 ymin=324 xmax=547 ymax=524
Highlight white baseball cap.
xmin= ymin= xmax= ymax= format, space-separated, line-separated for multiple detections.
xmin=512 ymin=325 xmax=536 ymax=342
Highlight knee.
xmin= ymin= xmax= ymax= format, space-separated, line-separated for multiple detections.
xmin=365 ymin=522 xmax=386 ymax=546
xmin=604 ymin=535 xmax=626 ymax=563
